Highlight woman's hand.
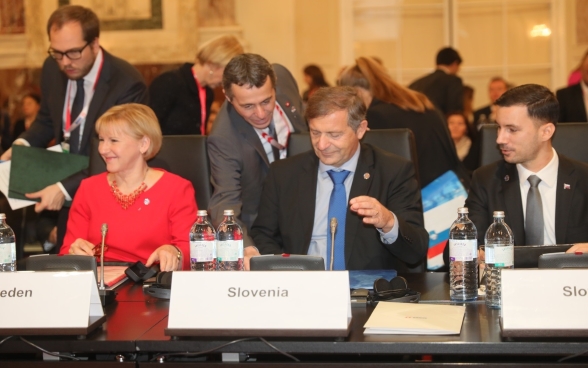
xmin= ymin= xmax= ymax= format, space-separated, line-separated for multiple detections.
xmin=146 ymin=245 xmax=181 ymax=271
xmin=69 ymin=238 xmax=97 ymax=256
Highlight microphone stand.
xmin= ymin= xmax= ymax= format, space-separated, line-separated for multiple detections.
xmin=98 ymin=223 xmax=116 ymax=306
xmin=329 ymin=218 xmax=337 ymax=271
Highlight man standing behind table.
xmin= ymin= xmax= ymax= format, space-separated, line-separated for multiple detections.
xmin=248 ymin=86 xmax=428 ymax=271
xmin=473 ymin=76 xmax=510 ymax=128
xmin=409 ymin=47 xmax=464 ymax=116
xmin=0 ymin=5 xmax=148 ymax=251
xmin=207 ymin=54 xmax=307 ymax=246
xmin=464 ymin=84 xmax=588 ymax=253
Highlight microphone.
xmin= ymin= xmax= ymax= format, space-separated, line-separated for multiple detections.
xmin=98 ymin=223 xmax=115 ymax=306
xmin=329 ymin=218 xmax=337 ymax=271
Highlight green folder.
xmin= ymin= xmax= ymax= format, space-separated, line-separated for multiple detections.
xmin=8 ymin=145 xmax=89 ymax=207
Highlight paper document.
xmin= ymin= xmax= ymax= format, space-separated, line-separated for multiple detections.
xmin=97 ymin=266 xmax=128 ymax=289
xmin=364 ymin=302 xmax=465 ymax=335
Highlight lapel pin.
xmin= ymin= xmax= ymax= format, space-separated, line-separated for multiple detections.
xmin=564 ymin=183 xmax=571 ymax=190
xmin=504 ymin=175 xmax=509 ymax=182
xmin=285 ymin=102 xmax=290 ymax=107
xmin=363 ymin=173 xmax=370 ymax=180
xmin=144 ymin=198 xmax=150 ymax=205
xmin=291 ymin=106 xmax=296 ymax=113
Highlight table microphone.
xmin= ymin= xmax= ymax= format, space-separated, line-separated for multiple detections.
xmin=329 ymin=218 xmax=337 ymax=271
xmin=98 ymin=223 xmax=115 ymax=306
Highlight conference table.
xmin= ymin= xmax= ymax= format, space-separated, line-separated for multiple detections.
xmin=1 ymin=272 xmax=587 ymax=366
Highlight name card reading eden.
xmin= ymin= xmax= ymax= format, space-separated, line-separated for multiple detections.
xmin=0 ymin=271 xmax=103 ymax=329
xmin=501 ymin=269 xmax=588 ymax=336
xmin=168 ymin=271 xmax=351 ymax=335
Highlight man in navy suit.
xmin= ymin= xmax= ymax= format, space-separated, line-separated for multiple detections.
xmin=248 ymin=86 xmax=428 ymax=271
xmin=465 ymin=84 xmax=588 ymax=250
xmin=1 ymin=5 xmax=148 ymax=250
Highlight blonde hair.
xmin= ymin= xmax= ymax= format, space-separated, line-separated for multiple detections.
xmin=95 ymin=103 xmax=162 ymax=160
xmin=339 ymin=57 xmax=433 ymax=112
xmin=196 ymin=34 xmax=244 ymax=67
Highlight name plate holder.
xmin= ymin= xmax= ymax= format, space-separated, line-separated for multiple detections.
xmin=166 ymin=271 xmax=352 ymax=337
xmin=0 ymin=271 xmax=106 ymax=336
xmin=501 ymin=269 xmax=588 ymax=337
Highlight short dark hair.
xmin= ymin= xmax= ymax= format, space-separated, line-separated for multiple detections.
xmin=495 ymin=84 xmax=559 ymax=125
xmin=47 ymin=5 xmax=100 ymax=44
xmin=222 ymin=54 xmax=276 ymax=100
xmin=305 ymin=86 xmax=366 ymax=131
xmin=436 ymin=47 xmax=462 ymax=66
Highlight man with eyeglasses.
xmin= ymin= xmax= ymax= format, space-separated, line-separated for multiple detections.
xmin=1 ymin=5 xmax=148 ymax=252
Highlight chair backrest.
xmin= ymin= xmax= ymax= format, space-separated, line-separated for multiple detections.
xmin=288 ymin=128 xmax=424 ymax=272
xmin=90 ymin=135 xmax=212 ymax=210
xmin=288 ymin=128 xmax=420 ymax=186
xmin=479 ymin=123 xmax=588 ymax=167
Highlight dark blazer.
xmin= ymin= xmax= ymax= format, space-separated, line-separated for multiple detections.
xmin=207 ymin=64 xmax=307 ymax=245
xmin=466 ymin=154 xmax=588 ymax=245
xmin=250 ymin=144 xmax=429 ymax=272
xmin=409 ymin=69 xmax=463 ymax=115
xmin=20 ymin=49 xmax=148 ymax=195
xmin=556 ymin=84 xmax=588 ymax=123
xmin=149 ymin=63 xmax=214 ymax=135
xmin=366 ymin=98 xmax=468 ymax=188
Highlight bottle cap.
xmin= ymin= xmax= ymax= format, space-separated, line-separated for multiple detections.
xmin=0 ymin=213 xmax=5 ymax=220
xmin=493 ymin=211 xmax=505 ymax=217
xmin=197 ymin=210 xmax=208 ymax=216
xmin=457 ymin=207 xmax=468 ymax=214
xmin=223 ymin=209 xmax=235 ymax=216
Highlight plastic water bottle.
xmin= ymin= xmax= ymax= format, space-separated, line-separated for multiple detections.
xmin=216 ymin=210 xmax=244 ymax=271
xmin=484 ymin=211 xmax=514 ymax=309
xmin=449 ymin=207 xmax=478 ymax=301
xmin=190 ymin=210 xmax=217 ymax=271
xmin=0 ymin=214 xmax=16 ymax=272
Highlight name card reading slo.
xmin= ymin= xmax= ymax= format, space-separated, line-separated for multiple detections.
xmin=0 ymin=271 xmax=105 ymax=335
xmin=167 ymin=271 xmax=352 ymax=337
xmin=501 ymin=269 xmax=588 ymax=337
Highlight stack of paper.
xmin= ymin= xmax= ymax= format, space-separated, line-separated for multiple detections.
xmin=364 ymin=302 xmax=465 ymax=335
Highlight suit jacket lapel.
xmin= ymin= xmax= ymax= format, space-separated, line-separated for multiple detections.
xmin=555 ymin=156 xmax=576 ymax=243
xmin=81 ymin=49 xmax=111 ymax=151
xmin=345 ymin=144 xmax=374 ymax=265
xmin=51 ymin=69 xmax=68 ymax=142
xmin=276 ymin=93 xmax=304 ymax=133
xmin=501 ymin=163 xmax=526 ymax=245
xmin=299 ymin=153 xmax=319 ymax=253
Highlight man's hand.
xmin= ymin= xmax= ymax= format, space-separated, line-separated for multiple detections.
xmin=25 ymin=184 xmax=65 ymax=212
xmin=566 ymin=243 xmax=588 ymax=253
xmin=0 ymin=147 xmax=12 ymax=161
xmin=244 ymin=246 xmax=261 ymax=271
xmin=146 ymin=245 xmax=181 ymax=271
xmin=349 ymin=195 xmax=395 ymax=233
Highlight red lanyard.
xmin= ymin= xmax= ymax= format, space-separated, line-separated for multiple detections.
xmin=192 ymin=68 xmax=208 ymax=135
xmin=64 ymin=55 xmax=104 ymax=134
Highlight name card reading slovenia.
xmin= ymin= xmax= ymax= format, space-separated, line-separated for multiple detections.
xmin=0 ymin=272 xmax=105 ymax=335
xmin=167 ymin=271 xmax=352 ymax=337
xmin=501 ymin=269 xmax=588 ymax=337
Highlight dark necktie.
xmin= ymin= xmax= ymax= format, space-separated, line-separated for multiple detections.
xmin=268 ymin=122 xmax=280 ymax=162
xmin=69 ymin=78 xmax=85 ymax=154
xmin=327 ymin=170 xmax=350 ymax=270
xmin=525 ymin=175 xmax=544 ymax=245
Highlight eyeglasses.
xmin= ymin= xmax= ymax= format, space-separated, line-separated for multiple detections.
xmin=48 ymin=42 xmax=90 ymax=61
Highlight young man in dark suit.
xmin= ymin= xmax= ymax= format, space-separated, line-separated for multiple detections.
xmin=0 ymin=5 xmax=148 ymax=251
xmin=247 ymin=86 xmax=428 ymax=271
xmin=466 ymin=84 xmax=588 ymax=250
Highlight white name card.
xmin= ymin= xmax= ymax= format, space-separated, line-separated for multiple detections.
xmin=0 ymin=271 xmax=104 ymax=331
xmin=168 ymin=271 xmax=352 ymax=336
xmin=501 ymin=269 xmax=588 ymax=336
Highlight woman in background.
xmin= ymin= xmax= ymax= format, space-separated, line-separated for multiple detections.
xmin=149 ymin=34 xmax=243 ymax=135
xmin=302 ymin=64 xmax=330 ymax=102
xmin=12 ymin=93 xmax=41 ymax=142
xmin=447 ymin=113 xmax=479 ymax=172
xmin=339 ymin=57 xmax=468 ymax=188
xmin=61 ymin=104 xmax=197 ymax=270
